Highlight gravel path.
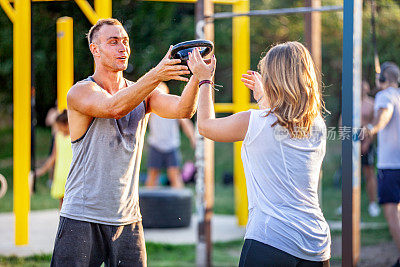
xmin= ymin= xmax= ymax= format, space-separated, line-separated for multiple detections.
xmin=331 ymin=236 xmax=399 ymax=267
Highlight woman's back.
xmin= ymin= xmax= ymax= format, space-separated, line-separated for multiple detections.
xmin=241 ymin=109 xmax=330 ymax=261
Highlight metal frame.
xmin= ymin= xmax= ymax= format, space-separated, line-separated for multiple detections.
xmin=57 ymin=17 xmax=73 ymax=112
xmin=0 ymin=0 xmax=111 ymax=246
xmin=206 ymin=5 xmax=342 ymax=20
xmin=342 ymin=0 xmax=362 ymax=265
xmin=1 ymin=1 xmax=363 ymax=264
xmin=201 ymin=1 xmax=362 ymax=265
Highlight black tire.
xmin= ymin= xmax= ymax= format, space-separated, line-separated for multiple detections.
xmin=139 ymin=188 xmax=192 ymax=228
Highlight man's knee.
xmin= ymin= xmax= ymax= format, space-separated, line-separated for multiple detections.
xmin=383 ymin=203 xmax=400 ymax=222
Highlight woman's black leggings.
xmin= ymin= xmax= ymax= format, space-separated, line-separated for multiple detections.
xmin=239 ymin=239 xmax=330 ymax=267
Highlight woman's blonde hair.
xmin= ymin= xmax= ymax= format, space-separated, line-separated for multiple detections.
xmin=258 ymin=41 xmax=325 ymax=138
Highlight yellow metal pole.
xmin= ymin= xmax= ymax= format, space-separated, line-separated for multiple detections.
xmin=0 ymin=0 xmax=16 ymax=22
xmin=74 ymin=0 xmax=100 ymax=25
xmin=95 ymin=0 xmax=111 ymax=19
xmin=232 ymin=0 xmax=249 ymax=226
xmin=13 ymin=0 xmax=31 ymax=245
xmin=57 ymin=17 xmax=74 ymax=112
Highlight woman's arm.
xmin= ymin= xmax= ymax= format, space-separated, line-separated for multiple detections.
xmin=35 ymin=141 xmax=56 ymax=177
xmin=188 ymin=48 xmax=250 ymax=143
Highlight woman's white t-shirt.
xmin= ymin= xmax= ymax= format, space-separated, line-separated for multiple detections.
xmin=241 ymin=109 xmax=331 ymax=261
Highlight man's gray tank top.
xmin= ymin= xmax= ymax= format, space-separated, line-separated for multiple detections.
xmin=60 ymin=77 xmax=149 ymax=225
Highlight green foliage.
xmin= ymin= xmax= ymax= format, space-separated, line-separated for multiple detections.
xmin=1 ymin=0 xmax=400 ymax=126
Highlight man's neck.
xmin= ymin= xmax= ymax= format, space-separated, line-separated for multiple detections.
xmin=92 ymin=66 xmax=125 ymax=95
xmin=382 ymin=83 xmax=398 ymax=91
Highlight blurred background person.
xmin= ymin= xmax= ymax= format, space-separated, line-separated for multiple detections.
xmin=360 ymin=80 xmax=380 ymax=217
xmin=44 ymin=103 xmax=59 ymax=185
xmin=336 ymin=80 xmax=380 ymax=217
xmin=145 ymin=82 xmax=196 ymax=188
xmin=35 ymin=110 xmax=72 ymax=209
xmin=366 ymin=62 xmax=400 ymax=266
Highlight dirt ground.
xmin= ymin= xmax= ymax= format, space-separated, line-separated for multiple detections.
xmin=331 ymin=237 xmax=399 ymax=267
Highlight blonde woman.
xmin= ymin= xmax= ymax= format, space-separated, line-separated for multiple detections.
xmin=187 ymin=42 xmax=330 ymax=266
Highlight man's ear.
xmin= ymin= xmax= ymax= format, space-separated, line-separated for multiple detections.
xmin=90 ymin=43 xmax=100 ymax=57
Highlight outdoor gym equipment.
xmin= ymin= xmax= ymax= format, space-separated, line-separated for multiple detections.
xmin=171 ymin=39 xmax=214 ymax=66
xmin=139 ymin=188 xmax=192 ymax=228
xmin=0 ymin=0 xmax=364 ymax=264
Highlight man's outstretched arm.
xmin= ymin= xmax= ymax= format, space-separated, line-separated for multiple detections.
xmin=67 ymin=48 xmax=190 ymax=120
xmin=146 ymin=75 xmax=199 ymax=119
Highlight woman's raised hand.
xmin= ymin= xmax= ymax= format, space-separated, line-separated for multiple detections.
xmin=187 ymin=48 xmax=216 ymax=81
xmin=241 ymin=70 xmax=265 ymax=103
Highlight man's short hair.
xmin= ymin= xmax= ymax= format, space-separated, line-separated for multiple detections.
xmin=381 ymin=62 xmax=400 ymax=84
xmin=87 ymin=18 xmax=123 ymax=45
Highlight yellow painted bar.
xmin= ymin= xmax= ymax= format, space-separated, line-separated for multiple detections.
xmin=9 ymin=0 xmax=69 ymax=2
xmin=211 ymin=0 xmax=238 ymax=4
xmin=74 ymin=0 xmax=99 ymax=25
xmin=95 ymin=0 xmax=111 ymax=19
xmin=249 ymin=103 xmax=258 ymax=109
xmin=15 ymin=0 xmax=238 ymax=3
xmin=143 ymin=0 xmax=238 ymax=4
xmin=232 ymin=0 xmax=249 ymax=226
xmin=0 ymin=0 xmax=15 ymax=22
xmin=13 ymin=0 xmax=31 ymax=245
xmin=57 ymin=17 xmax=73 ymax=112
xmin=214 ymin=103 xmax=234 ymax=113
xmin=214 ymin=103 xmax=257 ymax=113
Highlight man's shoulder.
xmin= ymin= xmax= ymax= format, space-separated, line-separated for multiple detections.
xmin=68 ymin=79 xmax=98 ymax=95
xmin=388 ymin=87 xmax=400 ymax=97
xmin=376 ymin=87 xmax=400 ymax=101
xmin=375 ymin=88 xmax=390 ymax=99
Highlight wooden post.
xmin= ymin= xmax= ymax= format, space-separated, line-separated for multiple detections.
xmin=195 ymin=0 xmax=214 ymax=265
xmin=304 ymin=0 xmax=321 ymax=72
xmin=304 ymin=0 xmax=323 ymax=206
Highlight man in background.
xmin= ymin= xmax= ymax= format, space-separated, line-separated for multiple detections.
xmin=366 ymin=62 xmax=400 ymax=266
xmin=145 ymin=82 xmax=196 ymax=188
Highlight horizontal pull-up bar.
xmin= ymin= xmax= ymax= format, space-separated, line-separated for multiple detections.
xmin=206 ymin=5 xmax=343 ymax=20
xmin=8 ymin=0 xmax=238 ymax=4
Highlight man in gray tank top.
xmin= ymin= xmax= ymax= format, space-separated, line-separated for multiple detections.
xmin=51 ymin=18 xmax=200 ymax=267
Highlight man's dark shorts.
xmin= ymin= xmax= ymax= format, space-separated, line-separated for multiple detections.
xmin=361 ymin=144 xmax=375 ymax=166
xmin=378 ymin=169 xmax=400 ymax=204
xmin=51 ymin=217 xmax=146 ymax=267
xmin=147 ymin=145 xmax=180 ymax=169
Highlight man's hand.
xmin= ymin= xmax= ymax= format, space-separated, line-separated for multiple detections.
xmin=152 ymin=46 xmax=191 ymax=82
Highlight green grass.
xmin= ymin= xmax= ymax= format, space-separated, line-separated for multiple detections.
xmin=0 ymin=125 xmax=393 ymax=262
xmin=0 ymin=241 xmax=244 ymax=267
xmin=0 ymin=254 xmax=51 ymax=267
xmin=0 ymin=126 xmax=59 ymax=212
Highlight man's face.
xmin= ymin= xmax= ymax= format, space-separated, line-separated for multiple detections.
xmin=92 ymin=24 xmax=130 ymax=72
